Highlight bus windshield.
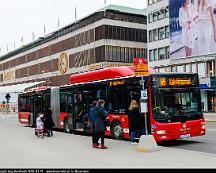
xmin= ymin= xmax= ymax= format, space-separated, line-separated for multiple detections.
xmin=152 ymin=88 xmax=203 ymax=123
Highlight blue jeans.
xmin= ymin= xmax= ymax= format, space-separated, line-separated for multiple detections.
xmin=130 ymin=131 xmax=137 ymax=142
xmin=139 ymin=128 xmax=145 ymax=136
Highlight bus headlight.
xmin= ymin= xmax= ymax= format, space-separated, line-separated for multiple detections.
xmin=156 ymin=130 xmax=166 ymax=134
xmin=201 ymin=125 xmax=205 ymax=129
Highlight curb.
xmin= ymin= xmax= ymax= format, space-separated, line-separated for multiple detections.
xmin=205 ymin=120 xmax=216 ymax=122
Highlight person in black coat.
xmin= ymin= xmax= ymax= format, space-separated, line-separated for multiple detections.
xmin=43 ymin=106 xmax=54 ymax=137
xmin=94 ymin=99 xmax=108 ymax=149
xmin=128 ymin=100 xmax=142 ymax=144
xmin=88 ymin=101 xmax=98 ymax=147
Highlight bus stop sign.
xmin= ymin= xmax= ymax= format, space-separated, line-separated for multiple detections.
xmin=134 ymin=58 xmax=148 ymax=76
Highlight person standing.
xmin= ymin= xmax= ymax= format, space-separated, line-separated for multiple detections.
xmin=128 ymin=100 xmax=142 ymax=144
xmin=89 ymin=101 xmax=98 ymax=148
xmin=94 ymin=99 xmax=108 ymax=149
xmin=43 ymin=106 xmax=54 ymax=137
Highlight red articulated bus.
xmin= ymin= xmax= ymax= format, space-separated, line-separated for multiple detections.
xmin=18 ymin=66 xmax=205 ymax=141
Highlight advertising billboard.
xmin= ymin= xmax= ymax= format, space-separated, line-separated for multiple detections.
xmin=169 ymin=0 xmax=216 ymax=60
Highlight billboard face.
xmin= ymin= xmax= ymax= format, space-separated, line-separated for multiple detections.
xmin=169 ymin=0 xmax=216 ymax=60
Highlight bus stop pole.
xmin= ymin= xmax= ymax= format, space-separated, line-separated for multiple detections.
xmin=141 ymin=75 xmax=148 ymax=135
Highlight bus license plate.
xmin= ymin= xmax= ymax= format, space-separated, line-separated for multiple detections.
xmin=180 ymin=134 xmax=190 ymax=139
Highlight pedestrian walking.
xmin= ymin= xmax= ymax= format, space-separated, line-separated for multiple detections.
xmin=43 ymin=106 xmax=54 ymax=137
xmin=94 ymin=99 xmax=108 ymax=149
xmin=128 ymin=100 xmax=142 ymax=144
xmin=89 ymin=100 xmax=98 ymax=148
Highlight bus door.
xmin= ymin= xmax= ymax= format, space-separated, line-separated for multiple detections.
xmin=73 ymin=92 xmax=89 ymax=131
xmin=127 ymin=85 xmax=150 ymax=134
xmin=29 ymin=95 xmax=43 ymax=127
xmin=64 ymin=93 xmax=75 ymax=131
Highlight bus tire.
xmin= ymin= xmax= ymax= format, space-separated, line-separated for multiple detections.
xmin=64 ymin=118 xmax=71 ymax=133
xmin=111 ymin=121 xmax=124 ymax=140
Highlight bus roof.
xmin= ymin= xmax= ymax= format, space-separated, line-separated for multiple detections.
xmin=69 ymin=66 xmax=156 ymax=84
xmin=24 ymin=86 xmax=50 ymax=93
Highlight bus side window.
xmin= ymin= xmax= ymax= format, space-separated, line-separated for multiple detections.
xmin=109 ymin=86 xmax=127 ymax=114
xmin=60 ymin=93 xmax=67 ymax=112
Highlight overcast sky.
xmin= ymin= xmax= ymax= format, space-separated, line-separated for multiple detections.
xmin=0 ymin=0 xmax=147 ymax=56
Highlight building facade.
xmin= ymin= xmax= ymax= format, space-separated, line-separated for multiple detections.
xmin=0 ymin=5 xmax=147 ymax=87
xmin=147 ymin=0 xmax=216 ymax=112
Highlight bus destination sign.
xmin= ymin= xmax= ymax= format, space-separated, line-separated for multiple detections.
xmin=160 ymin=77 xmax=192 ymax=87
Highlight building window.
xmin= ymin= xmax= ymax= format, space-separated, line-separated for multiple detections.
xmin=171 ymin=66 xmax=177 ymax=72
xmin=158 ymin=27 xmax=165 ymax=40
xmin=185 ymin=64 xmax=190 ymax=72
xmin=154 ymin=49 xmax=158 ymax=61
xmin=153 ymin=29 xmax=158 ymax=41
xmin=149 ymin=30 xmax=153 ymax=42
xmin=165 ymin=7 xmax=169 ymax=18
xmin=153 ymin=11 xmax=158 ymax=22
xmin=159 ymin=47 xmax=165 ymax=60
xmin=198 ymin=63 xmax=205 ymax=78
xmin=148 ymin=13 xmax=153 ymax=23
xmin=165 ymin=46 xmax=169 ymax=59
xmin=191 ymin=63 xmax=197 ymax=73
xmin=149 ymin=50 xmax=154 ymax=62
xmin=165 ymin=26 xmax=169 ymax=38
xmin=177 ymin=65 xmax=184 ymax=72
xmin=158 ymin=9 xmax=164 ymax=20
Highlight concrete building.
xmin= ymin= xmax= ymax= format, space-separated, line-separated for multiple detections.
xmin=147 ymin=0 xmax=216 ymax=112
xmin=0 ymin=5 xmax=147 ymax=87
xmin=0 ymin=5 xmax=147 ymax=109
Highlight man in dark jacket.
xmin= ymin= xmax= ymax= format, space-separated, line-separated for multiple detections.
xmin=43 ymin=106 xmax=54 ymax=137
xmin=94 ymin=99 xmax=108 ymax=149
xmin=89 ymin=101 xmax=97 ymax=147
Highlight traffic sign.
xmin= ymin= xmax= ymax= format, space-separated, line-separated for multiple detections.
xmin=134 ymin=58 xmax=148 ymax=76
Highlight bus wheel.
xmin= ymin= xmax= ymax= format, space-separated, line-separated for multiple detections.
xmin=64 ymin=118 xmax=71 ymax=133
xmin=111 ymin=121 xmax=124 ymax=140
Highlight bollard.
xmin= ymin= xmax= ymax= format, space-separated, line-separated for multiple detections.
xmin=136 ymin=135 xmax=159 ymax=153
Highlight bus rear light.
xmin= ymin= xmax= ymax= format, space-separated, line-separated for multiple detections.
xmin=156 ymin=130 xmax=166 ymax=134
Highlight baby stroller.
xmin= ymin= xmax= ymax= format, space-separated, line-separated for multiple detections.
xmin=35 ymin=126 xmax=44 ymax=138
xmin=35 ymin=113 xmax=45 ymax=138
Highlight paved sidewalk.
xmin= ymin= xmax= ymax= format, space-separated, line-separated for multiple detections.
xmin=0 ymin=122 xmax=216 ymax=168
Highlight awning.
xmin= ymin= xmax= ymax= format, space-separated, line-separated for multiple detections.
xmin=0 ymin=81 xmax=45 ymax=94
xmin=200 ymin=84 xmax=215 ymax=91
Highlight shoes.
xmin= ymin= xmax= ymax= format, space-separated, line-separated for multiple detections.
xmin=100 ymin=145 xmax=108 ymax=149
xmin=93 ymin=144 xmax=100 ymax=148
xmin=131 ymin=142 xmax=137 ymax=144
